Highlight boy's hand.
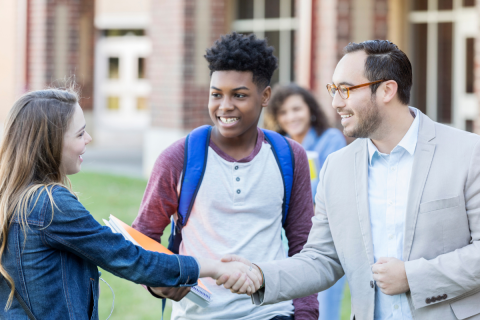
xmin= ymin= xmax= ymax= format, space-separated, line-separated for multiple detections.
xmin=149 ymin=286 xmax=191 ymax=301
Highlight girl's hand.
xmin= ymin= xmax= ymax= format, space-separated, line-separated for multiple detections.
xmin=197 ymin=258 xmax=261 ymax=295
xmin=218 ymin=254 xmax=263 ymax=295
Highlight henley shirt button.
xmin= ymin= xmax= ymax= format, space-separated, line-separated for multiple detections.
xmin=236 ymin=177 xmax=240 ymax=182
xmin=370 ymin=281 xmax=374 ymax=288
xmin=426 ymin=298 xmax=431 ymax=304
xmin=394 ymin=304 xmax=399 ymax=310
xmin=236 ymin=189 xmax=241 ymax=194
xmin=443 ymin=294 xmax=447 ymax=299
xmin=234 ymin=165 xmax=239 ymax=170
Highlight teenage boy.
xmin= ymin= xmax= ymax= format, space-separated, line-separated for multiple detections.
xmin=132 ymin=32 xmax=318 ymax=320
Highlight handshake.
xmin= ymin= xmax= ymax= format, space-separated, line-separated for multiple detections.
xmin=150 ymin=254 xmax=261 ymax=301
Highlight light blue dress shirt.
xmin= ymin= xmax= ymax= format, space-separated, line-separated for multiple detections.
xmin=368 ymin=108 xmax=419 ymax=320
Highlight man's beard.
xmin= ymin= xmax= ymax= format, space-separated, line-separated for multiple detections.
xmin=343 ymin=97 xmax=382 ymax=138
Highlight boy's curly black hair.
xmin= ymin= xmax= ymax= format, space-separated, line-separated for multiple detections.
xmin=204 ymin=32 xmax=278 ymax=88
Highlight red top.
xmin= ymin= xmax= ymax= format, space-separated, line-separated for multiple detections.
xmin=133 ymin=128 xmax=319 ymax=319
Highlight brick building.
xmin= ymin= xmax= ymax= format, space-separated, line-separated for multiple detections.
xmin=0 ymin=0 xmax=478 ymax=176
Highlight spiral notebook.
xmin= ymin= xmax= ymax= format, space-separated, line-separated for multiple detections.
xmin=103 ymin=215 xmax=212 ymax=307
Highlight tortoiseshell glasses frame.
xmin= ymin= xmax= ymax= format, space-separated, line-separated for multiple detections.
xmin=326 ymin=79 xmax=388 ymax=99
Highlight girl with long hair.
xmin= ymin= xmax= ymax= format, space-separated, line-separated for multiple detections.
xmin=0 ymin=88 xmax=259 ymax=319
xmin=266 ymin=84 xmax=346 ymax=320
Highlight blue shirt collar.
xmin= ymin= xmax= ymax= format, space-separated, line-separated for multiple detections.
xmin=368 ymin=107 xmax=420 ymax=165
xmin=286 ymin=128 xmax=318 ymax=149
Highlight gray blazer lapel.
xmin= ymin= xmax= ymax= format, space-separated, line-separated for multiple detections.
xmin=403 ymin=112 xmax=436 ymax=261
xmin=354 ymin=139 xmax=375 ymax=265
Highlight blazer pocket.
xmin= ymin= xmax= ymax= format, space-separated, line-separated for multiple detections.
xmin=450 ymin=290 xmax=480 ymax=319
xmin=419 ymin=195 xmax=461 ymax=213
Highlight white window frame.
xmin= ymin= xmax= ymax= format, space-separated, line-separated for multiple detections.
xmin=232 ymin=0 xmax=298 ymax=84
xmin=409 ymin=0 xmax=478 ymax=129
xmin=94 ymin=33 xmax=152 ymax=129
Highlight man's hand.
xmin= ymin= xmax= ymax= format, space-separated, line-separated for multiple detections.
xmin=196 ymin=257 xmax=262 ymax=295
xmin=149 ymin=286 xmax=191 ymax=301
xmin=217 ymin=254 xmax=263 ymax=295
xmin=372 ymin=257 xmax=410 ymax=295
xmin=215 ymin=260 xmax=261 ymax=295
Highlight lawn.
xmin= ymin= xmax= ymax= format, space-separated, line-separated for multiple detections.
xmin=70 ymin=171 xmax=351 ymax=319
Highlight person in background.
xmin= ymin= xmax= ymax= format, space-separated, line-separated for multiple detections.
xmin=266 ymin=84 xmax=346 ymax=320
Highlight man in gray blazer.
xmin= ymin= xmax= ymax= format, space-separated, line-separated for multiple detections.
xmin=220 ymin=40 xmax=480 ymax=319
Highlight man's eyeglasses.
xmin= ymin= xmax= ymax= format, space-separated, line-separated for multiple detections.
xmin=326 ymin=80 xmax=388 ymax=99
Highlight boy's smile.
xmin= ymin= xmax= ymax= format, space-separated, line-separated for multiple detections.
xmin=219 ymin=117 xmax=239 ymax=125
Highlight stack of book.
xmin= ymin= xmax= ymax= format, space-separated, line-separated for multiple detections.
xmin=103 ymin=215 xmax=212 ymax=307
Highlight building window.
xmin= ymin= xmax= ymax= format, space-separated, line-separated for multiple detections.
xmin=466 ymin=38 xmax=474 ymax=93
xmin=108 ymin=57 xmax=119 ymax=79
xmin=412 ymin=23 xmax=428 ymax=115
xmin=437 ymin=22 xmax=453 ymax=123
xmin=138 ymin=58 xmax=145 ymax=79
xmin=438 ymin=0 xmax=453 ymax=10
xmin=137 ymin=97 xmax=148 ymax=110
xmin=104 ymin=29 xmax=145 ymax=37
xmin=466 ymin=119 xmax=474 ymax=132
xmin=107 ymin=96 xmax=120 ymax=110
xmin=265 ymin=0 xmax=280 ymax=18
xmin=463 ymin=0 xmax=475 ymax=7
xmin=413 ymin=0 xmax=428 ymax=11
xmin=232 ymin=0 xmax=297 ymax=85
xmin=265 ymin=30 xmax=280 ymax=83
xmin=237 ymin=0 xmax=254 ymax=19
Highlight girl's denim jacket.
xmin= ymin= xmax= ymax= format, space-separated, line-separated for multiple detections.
xmin=0 ymin=186 xmax=199 ymax=319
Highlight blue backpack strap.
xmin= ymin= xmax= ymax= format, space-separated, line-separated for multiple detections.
xmin=168 ymin=125 xmax=212 ymax=254
xmin=262 ymin=129 xmax=295 ymax=225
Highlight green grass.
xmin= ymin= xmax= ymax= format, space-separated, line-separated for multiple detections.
xmin=70 ymin=171 xmax=351 ymax=319
xmin=70 ymin=171 xmax=173 ymax=319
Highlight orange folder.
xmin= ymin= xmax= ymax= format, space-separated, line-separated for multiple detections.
xmin=109 ymin=215 xmax=210 ymax=293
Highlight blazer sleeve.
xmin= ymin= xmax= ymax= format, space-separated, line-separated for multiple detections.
xmin=252 ymin=155 xmax=345 ymax=305
xmin=404 ymin=139 xmax=480 ymax=309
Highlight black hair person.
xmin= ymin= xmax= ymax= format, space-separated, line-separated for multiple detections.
xmin=344 ymin=40 xmax=413 ymax=105
xmin=204 ymin=32 xmax=278 ymax=88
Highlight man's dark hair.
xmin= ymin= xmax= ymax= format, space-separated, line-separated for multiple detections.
xmin=204 ymin=32 xmax=278 ymax=88
xmin=344 ymin=40 xmax=412 ymax=105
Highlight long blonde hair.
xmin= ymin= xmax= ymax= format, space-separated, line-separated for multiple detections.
xmin=0 ymin=88 xmax=78 ymax=309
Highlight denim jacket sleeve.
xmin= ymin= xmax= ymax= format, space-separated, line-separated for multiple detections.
xmin=40 ymin=186 xmax=199 ymax=288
